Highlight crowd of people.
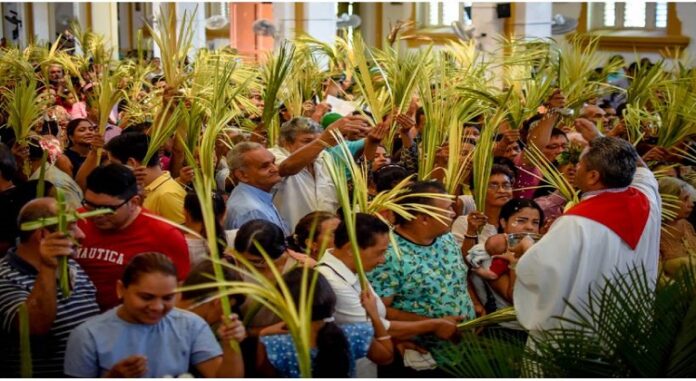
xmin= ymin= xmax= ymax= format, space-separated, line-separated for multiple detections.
xmin=0 ymin=25 xmax=694 ymax=378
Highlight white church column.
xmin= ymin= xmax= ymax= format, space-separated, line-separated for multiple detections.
xmin=273 ymin=2 xmax=337 ymax=45
xmin=90 ymin=2 xmax=120 ymax=60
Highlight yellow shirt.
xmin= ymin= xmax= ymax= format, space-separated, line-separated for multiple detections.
xmin=143 ymin=171 xmax=186 ymax=224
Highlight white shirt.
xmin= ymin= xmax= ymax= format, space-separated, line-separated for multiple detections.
xmin=451 ymin=214 xmax=498 ymax=247
xmin=317 ymin=250 xmax=389 ymax=378
xmin=513 ymin=167 xmax=661 ymax=332
xmin=269 ymin=146 xmax=339 ymax=231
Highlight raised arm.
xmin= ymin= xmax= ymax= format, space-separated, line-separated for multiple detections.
xmin=278 ymin=116 xmax=369 ymax=177
xmin=522 ymin=90 xmax=566 ymax=166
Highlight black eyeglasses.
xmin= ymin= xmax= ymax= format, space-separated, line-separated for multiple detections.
xmin=81 ymin=195 xmax=134 ymax=212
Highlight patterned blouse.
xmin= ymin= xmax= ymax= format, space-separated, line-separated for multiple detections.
xmin=259 ymin=322 xmax=373 ymax=378
xmin=367 ymin=231 xmax=475 ymax=349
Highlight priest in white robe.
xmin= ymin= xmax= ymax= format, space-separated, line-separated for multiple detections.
xmin=513 ymin=119 xmax=661 ymax=332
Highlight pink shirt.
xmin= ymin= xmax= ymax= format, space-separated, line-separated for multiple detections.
xmin=67 ymin=102 xmax=88 ymax=119
xmin=513 ymin=154 xmax=541 ymax=199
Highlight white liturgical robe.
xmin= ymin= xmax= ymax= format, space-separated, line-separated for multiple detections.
xmin=513 ymin=167 xmax=661 ymax=332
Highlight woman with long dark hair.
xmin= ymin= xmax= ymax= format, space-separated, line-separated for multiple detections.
xmin=465 ymin=198 xmax=545 ymax=313
xmin=256 ymin=268 xmax=392 ymax=377
xmin=63 ymin=118 xmax=96 ymax=177
xmin=183 ymin=191 xmax=227 ymax=266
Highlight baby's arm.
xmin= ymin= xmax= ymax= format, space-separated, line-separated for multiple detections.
xmin=471 ymin=266 xmax=499 ymax=280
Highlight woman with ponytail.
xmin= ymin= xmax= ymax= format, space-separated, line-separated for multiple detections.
xmin=182 ymin=191 xmax=228 ymax=266
xmin=256 ymin=268 xmax=393 ymax=377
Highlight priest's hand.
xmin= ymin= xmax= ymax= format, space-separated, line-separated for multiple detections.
xmin=510 ymin=236 xmax=534 ymax=258
xmin=642 ymin=146 xmax=670 ymax=162
xmin=574 ymin=118 xmax=602 ymax=142
xmin=546 ymin=89 xmax=566 ymax=109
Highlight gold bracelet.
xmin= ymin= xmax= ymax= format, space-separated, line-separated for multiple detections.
xmin=375 ymin=335 xmax=392 ymax=341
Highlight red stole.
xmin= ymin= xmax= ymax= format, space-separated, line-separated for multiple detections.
xmin=565 ymin=187 xmax=650 ymax=250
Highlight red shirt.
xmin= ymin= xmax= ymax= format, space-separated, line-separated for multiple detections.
xmin=75 ymin=209 xmax=190 ymax=311
xmin=489 ymin=257 xmax=510 ymax=277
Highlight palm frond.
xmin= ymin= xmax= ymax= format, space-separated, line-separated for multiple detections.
xmin=622 ymin=103 xmax=655 ymax=146
xmin=261 ymin=41 xmax=295 ymax=146
xmin=348 ymin=32 xmax=388 ymax=125
xmin=433 ymin=329 xmax=525 ymax=378
xmin=1 ymin=76 xmax=45 ymax=143
xmin=554 ymin=34 xmax=623 ymax=112
xmin=522 ymin=263 xmax=696 ymax=377
xmin=524 ymin=143 xmax=579 ymax=208
xmin=142 ymin=101 xmax=182 ymax=165
xmin=472 ymin=95 xmax=509 ymax=213
xmin=175 ymin=60 xmax=254 ymax=354
xmin=457 ymin=306 xmax=518 ymax=330
xmin=89 ymin=70 xmax=123 ymax=165
xmin=625 ymin=59 xmax=667 ymax=108
xmin=653 ymin=80 xmax=696 ymax=148
xmin=146 ymin=5 xmax=195 ymax=90
xmin=280 ymin=47 xmax=324 ymax=118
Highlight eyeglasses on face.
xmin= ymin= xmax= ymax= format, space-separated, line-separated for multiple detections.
xmin=81 ymin=195 xmax=134 ymax=212
xmin=487 ymin=182 xmax=513 ymax=191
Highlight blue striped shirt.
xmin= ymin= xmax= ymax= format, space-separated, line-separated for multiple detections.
xmin=0 ymin=248 xmax=100 ymax=377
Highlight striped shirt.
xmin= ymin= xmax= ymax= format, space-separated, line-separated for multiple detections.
xmin=0 ymin=248 xmax=100 ymax=377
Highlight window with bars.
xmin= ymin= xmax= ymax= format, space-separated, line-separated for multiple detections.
xmin=418 ymin=1 xmax=473 ymax=28
xmin=599 ymin=2 xmax=667 ymax=30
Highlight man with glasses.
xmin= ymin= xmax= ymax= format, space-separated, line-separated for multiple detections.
xmin=74 ymin=164 xmax=190 ymax=311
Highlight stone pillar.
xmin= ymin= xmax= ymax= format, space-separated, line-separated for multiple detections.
xmin=470 ymin=3 xmax=504 ymax=53
xmin=175 ymin=2 xmax=207 ymax=51
xmin=118 ymin=3 xmax=131 ymax=53
xmin=90 ymin=2 xmax=120 ymax=60
xmin=304 ymin=2 xmax=337 ymax=45
xmin=512 ymin=3 xmax=552 ymax=39
xmin=272 ymin=2 xmax=295 ymax=44
xmin=31 ymin=2 xmax=53 ymax=43
xmin=272 ymin=2 xmax=337 ymax=45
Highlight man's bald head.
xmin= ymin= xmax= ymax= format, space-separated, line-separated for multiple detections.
xmin=18 ymin=198 xmax=58 ymax=243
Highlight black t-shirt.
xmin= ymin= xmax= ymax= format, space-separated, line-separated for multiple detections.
xmin=63 ymin=148 xmax=86 ymax=177
xmin=0 ymin=186 xmax=23 ymax=255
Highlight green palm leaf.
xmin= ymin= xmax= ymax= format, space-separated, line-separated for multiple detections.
xmin=261 ymin=41 xmax=295 ymax=146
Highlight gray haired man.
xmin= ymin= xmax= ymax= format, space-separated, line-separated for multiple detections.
xmin=225 ymin=142 xmax=289 ymax=234
xmin=269 ymin=116 xmax=371 ymax=230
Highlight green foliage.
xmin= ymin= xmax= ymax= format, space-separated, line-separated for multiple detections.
xmin=434 ymin=329 xmax=526 ymax=377
xmin=261 ymin=41 xmax=295 ymax=146
xmin=432 ymin=264 xmax=696 ymax=377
